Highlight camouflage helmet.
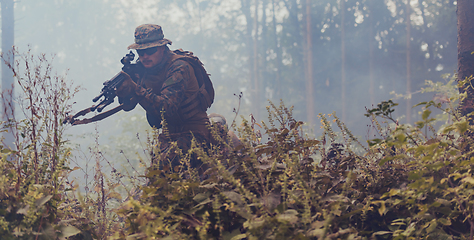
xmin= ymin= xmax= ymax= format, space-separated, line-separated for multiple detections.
xmin=127 ymin=24 xmax=172 ymax=50
xmin=208 ymin=113 xmax=228 ymax=129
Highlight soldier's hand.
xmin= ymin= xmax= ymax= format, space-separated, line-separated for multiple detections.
xmin=115 ymin=71 xmax=137 ymax=98
xmin=118 ymin=96 xmax=138 ymax=112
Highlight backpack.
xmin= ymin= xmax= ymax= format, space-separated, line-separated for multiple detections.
xmin=172 ymin=49 xmax=215 ymax=120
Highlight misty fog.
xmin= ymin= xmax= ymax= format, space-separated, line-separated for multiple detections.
xmin=1 ymin=0 xmax=458 ymax=181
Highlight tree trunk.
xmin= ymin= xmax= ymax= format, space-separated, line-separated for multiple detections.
xmin=253 ymin=0 xmax=260 ymax=121
xmin=457 ymin=0 xmax=474 ymax=118
xmin=1 ymin=0 xmax=15 ymax=149
xmin=368 ymin=0 xmax=375 ymax=106
xmin=272 ymin=0 xmax=282 ymax=100
xmin=305 ymin=0 xmax=314 ymax=126
xmin=341 ymin=0 xmax=346 ymax=122
xmin=240 ymin=0 xmax=256 ymax=117
xmin=282 ymin=0 xmax=305 ymax=87
xmin=406 ymin=0 xmax=412 ymax=123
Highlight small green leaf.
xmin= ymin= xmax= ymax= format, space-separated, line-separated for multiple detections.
xmin=193 ymin=193 xmax=210 ymax=203
xmin=108 ymin=191 xmax=122 ymax=201
xmin=368 ymin=138 xmax=383 ymax=147
xmin=387 ymin=189 xmax=400 ymax=197
xmin=440 ymin=178 xmax=447 ymax=184
xmin=421 ymin=109 xmax=431 ymax=120
xmin=408 ymin=171 xmax=422 ymax=180
xmin=17 ymin=205 xmax=30 ymax=215
xmin=373 ymin=231 xmax=392 ymax=236
xmin=308 ymin=229 xmax=325 ymax=238
xmin=13 ymin=226 xmax=24 ymax=237
xmin=35 ymin=195 xmax=53 ymax=207
xmin=395 ymin=133 xmax=406 ymax=143
xmin=454 ymin=120 xmax=469 ymax=134
xmin=277 ymin=209 xmax=299 ymax=224
xmin=391 ymin=218 xmax=407 ymax=226
xmin=438 ymin=218 xmax=451 ymax=226
xmin=425 ymin=219 xmax=437 ymax=233
xmin=60 ymin=225 xmax=81 ymax=238
xmin=448 ymin=149 xmax=459 ymax=156
xmin=194 ymin=198 xmax=213 ymax=208
xmin=414 ymin=101 xmax=428 ymax=107
xmin=303 ymin=139 xmax=320 ymax=148
xmin=415 ymin=121 xmax=425 ymax=129
xmin=243 ymin=217 xmax=265 ymax=230
xmin=262 ymin=193 xmax=280 ymax=211
xmin=223 ymin=229 xmax=244 ymax=240
xmin=230 ymin=234 xmax=247 ymax=240
xmin=379 ymin=156 xmax=394 ymax=166
xmin=442 ymin=125 xmax=456 ymax=133
xmin=222 ymin=191 xmax=243 ymax=205
xmin=461 ymin=177 xmax=474 ymax=185
xmin=378 ymin=201 xmax=387 ymax=216
xmin=1 ymin=148 xmax=12 ymax=154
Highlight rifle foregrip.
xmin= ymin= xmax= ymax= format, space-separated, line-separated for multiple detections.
xmin=109 ymin=72 xmax=127 ymax=87
xmin=93 ymin=92 xmax=104 ymax=102
xmin=97 ymin=98 xmax=115 ymax=112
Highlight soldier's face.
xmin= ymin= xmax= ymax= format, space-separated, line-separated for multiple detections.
xmin=138 ymin=46 xmax=165 ymax=68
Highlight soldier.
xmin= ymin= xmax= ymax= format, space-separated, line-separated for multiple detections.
xmin=115 ymin=24 xmax=215 ymax=172
xmin=208 ymin=113 xmax=242 ymax=149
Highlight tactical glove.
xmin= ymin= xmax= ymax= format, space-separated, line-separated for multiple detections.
xmin=115 ymin=71 xmax=137 ymax=98
xmin=115 ymin=71 xmax=141 ymax=111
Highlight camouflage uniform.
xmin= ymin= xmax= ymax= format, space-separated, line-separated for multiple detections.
xmin=122 ymin=24 xmax=214 ymax=170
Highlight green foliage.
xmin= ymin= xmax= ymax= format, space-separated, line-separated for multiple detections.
xmin=362 ymin=77 xmax=474 ymax=239
xmin=0 ymin=49 xmax=125 ymax=239
xmin=4 ymin=50 xmax=474 ymax=240
xmin=365 ymin=100 xmax=399 ymax=120
xmin=113 ymin=101 xmax=377 ymax=239
xmin=0 ymin=48 xmax=83 ymax=239
xmin=113 ymin=78 xmax=474 ymax=239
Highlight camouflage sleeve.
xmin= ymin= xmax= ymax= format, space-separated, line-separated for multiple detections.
xmin=136 ymin=60 xmax=193 ymax=119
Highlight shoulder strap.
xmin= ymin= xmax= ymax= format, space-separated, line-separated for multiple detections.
xmin=65 ymin=104 xmax=125 ymax=126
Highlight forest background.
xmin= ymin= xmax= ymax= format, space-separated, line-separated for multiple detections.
xmin=0 ymin=0 xmax=457 ymax=189
xmin=0 ymin=0 xmax=470 ymax=238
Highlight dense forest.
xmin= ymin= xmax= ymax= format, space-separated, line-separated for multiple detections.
xmin=2 ymin=0 xmax=460 ymax=129
xmin=1 ymin=0 xmax=474 ymax=239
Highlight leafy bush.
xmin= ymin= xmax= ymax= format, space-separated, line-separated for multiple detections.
xmin=0 ymin=48 xmax=83 ymax=239
xmin=3 ymin=49 xmax=474 ymax=240
xmin=115 ymin=75 xmax=474 ymax=240
xmin=0 ymin=49 xmax=124 ymax=239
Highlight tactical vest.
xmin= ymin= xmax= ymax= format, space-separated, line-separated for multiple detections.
xmin=140 ymin=49 xmax=214 ymax=127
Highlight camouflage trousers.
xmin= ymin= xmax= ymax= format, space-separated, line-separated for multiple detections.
xmin=153 ymin=131 xmax=209 ymax=174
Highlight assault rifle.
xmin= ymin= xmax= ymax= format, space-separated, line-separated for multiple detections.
xmin=64 ymin=51 xmax=144 ymax=125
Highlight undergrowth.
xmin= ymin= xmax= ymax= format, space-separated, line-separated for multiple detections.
xmin=2 ymin=50 xmax=474 ymax=239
